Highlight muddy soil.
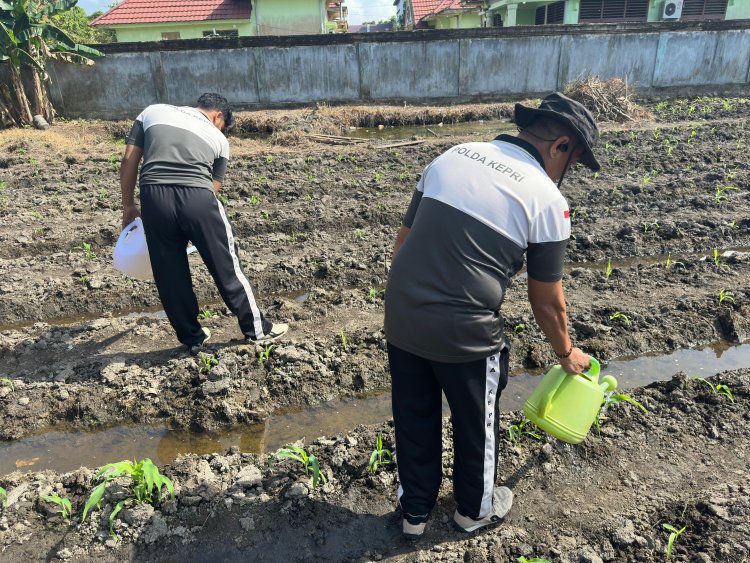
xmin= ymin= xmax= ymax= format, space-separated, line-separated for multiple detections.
xmin=1 ymin=371 xmax=748 ymax=562
xmin=0 ymin=96 xmax=749 ymax=561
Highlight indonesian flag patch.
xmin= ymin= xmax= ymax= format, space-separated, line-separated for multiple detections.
xmin=564 ymin=210 xmax=570 ymax=219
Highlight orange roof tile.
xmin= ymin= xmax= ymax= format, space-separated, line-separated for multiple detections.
xmin=91 ymin=0 xmax=251 ymax=26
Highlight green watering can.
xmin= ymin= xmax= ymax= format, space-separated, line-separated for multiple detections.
xmin=523 ymin=358 xmax=617 ymax=444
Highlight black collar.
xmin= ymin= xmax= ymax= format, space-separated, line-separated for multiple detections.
xmin=494 ymin=134 xmax=545 ymax=169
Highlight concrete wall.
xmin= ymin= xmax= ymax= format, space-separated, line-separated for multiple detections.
xmin=47 ymin=21 xmax=750 ymax=119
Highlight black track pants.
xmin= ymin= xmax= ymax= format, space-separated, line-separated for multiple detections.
xmin=388 ymin=342 xmax=509 ymax=523
xmin=140 ymin=185 xmax=271 ymax=346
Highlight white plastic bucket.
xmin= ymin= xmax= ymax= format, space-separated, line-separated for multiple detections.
xmin=114 ymin=218 xmax=153 ymax=280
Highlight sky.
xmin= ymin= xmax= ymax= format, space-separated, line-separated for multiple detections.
xmin=77 ymin=0 xmax=397 ymax=25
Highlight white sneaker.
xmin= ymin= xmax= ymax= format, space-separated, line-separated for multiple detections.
xmin=248 ymin=323 xmax=289 ymax=343
xmin=402 ymin=519 xmax=426 ymax=541
xmin=188 ymin=327 xmax=211 ymax=356
xmin=453 ymin=486 xmax=513 ymax=533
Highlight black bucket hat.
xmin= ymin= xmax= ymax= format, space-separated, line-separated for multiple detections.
xmin=514 ymin=92 xmax=601 ymax=172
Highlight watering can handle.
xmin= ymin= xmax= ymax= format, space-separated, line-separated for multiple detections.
xmin=538 ymin=357 xmax=600 ymax=418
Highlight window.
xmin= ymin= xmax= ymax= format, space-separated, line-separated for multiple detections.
xmin=160 ymin=32 xmax=181 ymax=40
xmin=535 ymin=1 xmax=565 ymax=25
xmin=202 ymin=29 xmax=240 ymax=38
xmin=579 ymin=0 xmax=648 ymax=22
xmin=492 ymin=13 xmax=503 ymax=27
xmin=681 ymin=0 xmax=728 ymax=20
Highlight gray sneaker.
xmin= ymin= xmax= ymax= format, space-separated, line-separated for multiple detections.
xmin=247 ymin=323 xmax=289 ymax=344
xmin=188 ymin=327 xmax=211 ymax=356
xmin=453 ymin=486 xmax=513 ymax=533
xmin=402 ymin=519 xmax=426 ymax=541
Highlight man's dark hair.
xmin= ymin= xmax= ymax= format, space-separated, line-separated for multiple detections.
xmin=197 ymin=92 xmax=234 ymax=132
xmin=524 ymin=116 xmax=577 ymax=142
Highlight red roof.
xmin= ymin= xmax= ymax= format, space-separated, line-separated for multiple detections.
xmin=91 ymin=0 xmax=252 ymax=26
xmin=412 ymin=0 xmax=472 ymax=25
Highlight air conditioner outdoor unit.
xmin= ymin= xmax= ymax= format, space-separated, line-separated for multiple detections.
xmin=662 ymin=0 xmax=683 ymax=19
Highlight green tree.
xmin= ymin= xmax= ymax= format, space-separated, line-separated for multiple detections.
xmin=50 ymin=6 xmax=115 ymax=44
xmin=0 ymin=0 xmax=104 ymax=126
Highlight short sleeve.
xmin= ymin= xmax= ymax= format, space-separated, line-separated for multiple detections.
xmin=526 ymin=197 xmax=570 ymax=282
xmin=125 ymin=117 xmax=145 ymax=148
xmin=212 ymin=136 xmax=230 ymax=181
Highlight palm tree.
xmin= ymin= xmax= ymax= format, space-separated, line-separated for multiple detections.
xmin=0 ymin=0 xmax=103 ymax=126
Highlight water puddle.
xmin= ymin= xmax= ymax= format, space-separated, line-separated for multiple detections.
xmin=2 ymin=340 xmax=748 ymax=476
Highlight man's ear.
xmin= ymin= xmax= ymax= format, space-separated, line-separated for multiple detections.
xmin=551 ymin=136 xmax=573 ymax=159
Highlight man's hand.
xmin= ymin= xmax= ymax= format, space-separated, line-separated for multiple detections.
xmin=559 ymin=347 xmax=590 ymax=375
xmin=122 ymin=204 xmax=141 ymax=229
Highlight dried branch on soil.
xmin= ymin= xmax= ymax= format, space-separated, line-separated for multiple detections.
xmin=563 ymin=77 xmax=652 ymax=123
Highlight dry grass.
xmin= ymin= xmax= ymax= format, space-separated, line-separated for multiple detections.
xmin=0 ymin=123 xmax=111 ymax=156
xmin=564 ymin=77 xmax=652 ymax=123
xmin=233 ymin=102 xmax=519 ymax=144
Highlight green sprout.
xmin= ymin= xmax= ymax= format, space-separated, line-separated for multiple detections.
xmin=354 ymin=228 xmax=366 ymax=240
xmin=260 ymin=210 xmax=269 ymax=220
xmin=271 ymin=445 xmax=327 ymax=488
xmin=198 ymin=309 xmax=215 ymax=319
xmin=713 ymin=249 xmax=721 ymax=267
xmin=727 ymin=220 xmax=738 ymax=230
xmin=0 ymin=486 xmax=6 ymax=507
xmin=507 ymin=418 xmax=542 ymax=445
xmin=368 ymin=433 xmax=393 ymax=474
xmin=79 ymin=275 xmax=90 ymax=285
xmin=30 ymin=210 xmax=43 ymax=220
xmin=82 ymin=458 xmax=174 ymax=539
xmin=41 ymin=494 xmax=73 ymax=521
xmin=366 ymin=287 xmax=384 ymax=303
xmin=663 ymin=523 xmax=687 ymax=562
xmin=517 ymin=558 xmax=551 ymax=563
xmin=719 ymin=289 xmax=735 ymax=305
xmin=82 ymin=242 xmax=96 ymax=260
xmin=259 ymin=345 xmax=275 ymax=364
xmin=642 ymin=173 xmax=651 ymax=186
xmin=1 ymin=377 xmax=15 ymax=391
xmin=398 ymin=172 xmax=409 ymax=183
xmin=594 ymin=392 xmax=647 ymax=433
xmin=605 ymin=258 xmax=613 ymax=280
xmin=643 ymin=222 xmax=660 ymax=233
xmin=665 ymin=254 xmax=685 ymax=270
xmin=198 ymin=352 xmax=218 ymax=375
xmin=609 ymin=312 xmax=631 ymax=326
xmin=339 ymin=330 xmax=348 ymax=351
xmin=265 ymin=155 xmax=274 ymax=163
xmin=374 ymin=172 xmax=384 ymax=183
xmin=217 ymin=193 xmax=229 ymax=206
xmin=249 ymin=195 xmax=260 ymax=205
xmin=98 ymin=188 xmax=109 ymax=201
xmin=693 ymin=377 xmax=734 ymax=402
xmin=514 ymin=323 xmax=525 ymax=334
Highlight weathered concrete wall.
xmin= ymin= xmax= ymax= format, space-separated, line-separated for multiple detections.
xmin=46 ymin=21 xmax=750 ymax=119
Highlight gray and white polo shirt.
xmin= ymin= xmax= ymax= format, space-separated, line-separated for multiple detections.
xmin=385 ymin=135 xmax=570 ymax=363
xmin=126 ymin=104 xmax=230 ymax=191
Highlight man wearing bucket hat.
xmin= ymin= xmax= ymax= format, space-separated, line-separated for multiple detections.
xmin=385 ymin=92 xmax=598 ymax=539
xmin=120 ymin=93 xmax=288 ymax=354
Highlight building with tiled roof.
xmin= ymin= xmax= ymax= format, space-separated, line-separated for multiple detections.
xmin=395 ymin=0 xmax=748 ymax=30
xmin=92 ymin=0 xmax=350 ymax=43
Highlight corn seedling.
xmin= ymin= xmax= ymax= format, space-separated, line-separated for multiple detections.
xmin=198 ymin=352 xmax=218 ymax=375
xmin=0 ymin=486 xmax=6 ymax=507
xmin=259 ymin=345 xmax=274 ymax=364
xmin=260 ymin=210 xmax=269 ymax=220
xmin=368 ymin=433 xmax=393 ymax=474
xmin=643 ymin=222 xmax=660 ymax=233
xmin=374 ymin=172 xmax=384 ymax=183
xmin=693 ymin=377 xmax=734 ymax=402
xmin=217 ymin=193 xmax=229 ymax=206
xmin=727 ymin=221 xmax=738 ymax=230
xmin=652 ymin=129 xmax=661 ymax=141
xmin=517 ymin=558 xmax=551 ymax=563
xmin=594 ymin=392 xmax=647 ymax=433
xmin=665 ymin=254 xmax=685 ymax=270
xmin=82 ymin=242 xmax=96 ymax=260
xmin=30 ymin=210 xmax=42 ymax=220
xmin=605 ymin=258 xmax=613 ymax=280
xmin=98 ymin=188 xmax=109 ymax=201
xmin=398 ymin=172 xmax=409 ymax=183
xmin=79 ymin=275 xmax=90 ymax=285
xmin=507 ymin=418 xmax=542 ymax=444
xmin=82 ymin=458 xmax=175 ymax=538
xmin=514 ymin=323 xmax=525 ymax=334
xmin=354 ymin=228 xmax=365 ymax=240
xmin=719 ymin=289 xmax=735 ymax=305
xmin=41 ymin=494 xmax=72 ymax=520
xmin=198 ymin=309 xmax=215 ymax=319
xmin=249 ymin=195 xmax=260 ymax=205
xmin=271 ymin=445 xmax=327 ymax=488
xmin=265 ymin=155 xmax=274 ymax=163
xmin=593 ymin=171 xmax=600 ymax=179
xmin=339 ymin=330 xmax=348 ymax=351
xmin=108 ymin=154 xmax=119 ymax=170
xmin=1 ymin=377 xmax=15 ymax=391
xmin=663 ymin=523 xmax=686 ymax=562
xmin=609 ymin=312 xmax=631 ymax=326
xmin=366 ymin=287 xmax=384 ymax=303
xmin=642 ymin=173 xmax=651 ymax=186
